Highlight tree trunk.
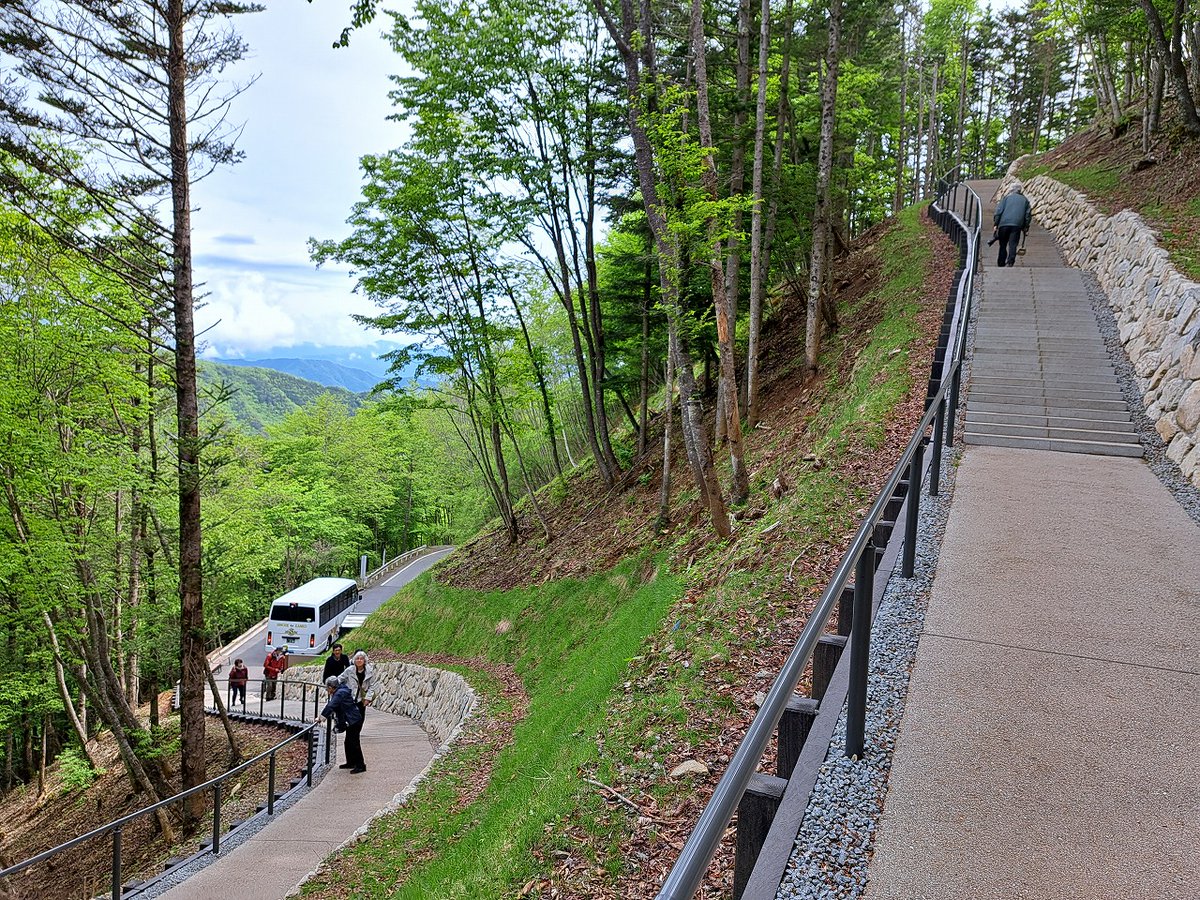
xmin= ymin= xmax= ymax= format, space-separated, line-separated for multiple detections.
xmin=594 ymin=0 xmax=731 ymax=537
xmin=806 ymin=0 xmax=841 ymax=375
xmin=656 ymin=340 xmax=676 ymax=529
xmin=205 ymin=660 xmax=241 ymax=766
xmin=745 ymin=0 xmax=772 ymax=428
xmin=637 ymin=254 xmax=651 ymax=457
xmin=894 ymin=11 xmax=909 ymax=213
xmin=723 ymin=0 xmax=752 ymax=320
xmin=1137 ymin=0 xmax=1200 ymax=134
xmin=43 ymin=612 xmax=97 ymax=769
xmin=167 ymin=0 xmax=207 ymax=822
xmin=690 ymin=0 xmax=750 ymax=505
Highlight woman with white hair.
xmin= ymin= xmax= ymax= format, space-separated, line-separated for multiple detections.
xmin=337 ymin=649 xmax=376 ymax=719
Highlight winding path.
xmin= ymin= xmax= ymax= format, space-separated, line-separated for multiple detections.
xmin=155 ymin=546 xmax=455 ymax=900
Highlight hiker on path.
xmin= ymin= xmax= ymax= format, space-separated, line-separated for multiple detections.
xmin=263 ymin=647 xmax=288 ymax=701
xmin=338 ymin=650 xmax=376 ymax=718
xmin=322 ymin=642 xmax=351 ymax=682
xmin=319 ymin=676 xmax=367 ymax=773
xmin=993 ymin=185 xmax=1033 ymax=267
xmin=229 ymin=658 xmax=249 ymax=707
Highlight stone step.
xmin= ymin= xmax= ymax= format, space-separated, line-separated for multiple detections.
xmin=971 ymin=374 xmax=1121 ymax=388
xmin=968 ymin=388 xmax=1127 ymax=404
xmin=968 ymin=400 xmax=1134 ymax=419
xmin=968 ymin=380 xmax=1125 ymax=397
xmin=962 ymin=431 xmax=1144 ymax=458
xmin=967 ymin=409 xmax=1133 ymax=428
xmin=964 ymin=420 xmax=1140 ymax=444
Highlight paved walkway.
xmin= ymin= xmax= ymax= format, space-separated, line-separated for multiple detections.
xmin=865 ymin=182 xmax=1200 ymax=898
xmin=157 ymin=548 xmax=454 ymax=900
xmin=157 ymin=711 xmax=434 ymax=900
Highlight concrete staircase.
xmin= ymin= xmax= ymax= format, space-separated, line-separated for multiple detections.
xmin=963 ymin=180 xmax=1143 ymax=458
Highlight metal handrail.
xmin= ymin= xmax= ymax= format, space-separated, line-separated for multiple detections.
xmin=656 ymin=180 xmax=981 ymax=900
xmin=0 ymin=707 xmax=331 ymax=897
xmin=359 ymin=544 xmax=438 ymax=587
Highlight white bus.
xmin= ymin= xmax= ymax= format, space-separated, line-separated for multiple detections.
xmin=265 ymin=577 xmax=360 ymax=654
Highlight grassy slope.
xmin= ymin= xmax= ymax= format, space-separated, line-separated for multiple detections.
xmin=1017 ymin=122 xmax=1200 ymax=279
xmin=299 ymin=205 xmax=953 ymax=899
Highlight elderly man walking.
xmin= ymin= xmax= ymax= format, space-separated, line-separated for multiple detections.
xmin=993 ymin=185 xmax=1033 ymax=267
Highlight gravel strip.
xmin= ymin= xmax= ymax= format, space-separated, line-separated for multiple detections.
xmin=774 ymin=443 xmax=961 ymax=900
xmin=773 ymin=275 xmax=979 ymax=900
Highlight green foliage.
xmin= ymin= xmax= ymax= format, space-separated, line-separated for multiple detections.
xmin=56 ymin=748 xmax=100 ymax=792
xmin=198 ymin=361 xmax=361 ymax=434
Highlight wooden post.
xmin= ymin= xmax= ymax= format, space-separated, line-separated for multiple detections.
xmin=812 ymin=635 xmax=848 ymax=702
xmin=777 ymin=695 xmax=819 ymax=780
xmin=734 ymin=773 xmax=787 ymax=899
xmin=837 ymin=585 xmax=855 ymax=636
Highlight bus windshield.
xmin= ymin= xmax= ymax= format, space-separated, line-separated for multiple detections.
xmin=270 ymin=603 xmax=315 ymax=623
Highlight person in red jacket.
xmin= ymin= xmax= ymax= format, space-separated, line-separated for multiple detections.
xmin=228 ymin=658 xmax=249 ymax=707
xmin=263 ymin=647 xmax=288 ymax=701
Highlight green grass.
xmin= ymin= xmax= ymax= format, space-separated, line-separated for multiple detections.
xmin=301 ymin=555 xmax=682 ymax=899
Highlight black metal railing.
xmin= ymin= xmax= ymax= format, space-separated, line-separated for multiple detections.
xmin=0 ymin=708 xmax=333 ymax=899
xmin=656 ymin=177 xmax=981 ymax=900
xmin=213 ymin=677 xmax=328 ymax=723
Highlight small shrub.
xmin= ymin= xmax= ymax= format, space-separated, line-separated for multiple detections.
xmin=58 ymin=748 xmax=98 ymax=792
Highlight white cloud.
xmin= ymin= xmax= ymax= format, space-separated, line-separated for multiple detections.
xmin=188 ymin=0 xmax=414 ymax=357
xmin=196 ymin=263 xmax=382 ymax=357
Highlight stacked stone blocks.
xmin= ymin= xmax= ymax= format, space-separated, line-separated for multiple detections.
xmin=288 ymin=660 xmax=476 ymax=750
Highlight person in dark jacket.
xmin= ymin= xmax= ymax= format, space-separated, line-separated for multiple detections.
xmin=321 ymin=643 xmax=351 ymax=682
xmin=993 ymin=185 xmax=1033 ymax=267
xmin=320 ymin=676 xmax=366 ymax=773
xmin=228 ymin=659 xmax=249 ymax=707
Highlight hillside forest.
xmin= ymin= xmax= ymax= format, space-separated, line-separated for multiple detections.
xmin=0 ymin=0 xmax=1199 ymax=846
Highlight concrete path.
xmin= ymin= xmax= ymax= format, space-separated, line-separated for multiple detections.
xmin=865 ymin=182 xmax=1200 ymax=898
xmin=158 ymin=712 xmax=434 ymax=900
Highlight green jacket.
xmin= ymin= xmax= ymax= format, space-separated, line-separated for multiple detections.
xmin=994 ymin=192 xmax=1032 ymax=230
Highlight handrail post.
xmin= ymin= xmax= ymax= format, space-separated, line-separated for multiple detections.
xmin=212 ymin=782 xmax=222 ymax=855
xmin=947 ymin=363 xmax=962 ymax=447
xmin=307 ymin=727 xmax=315 ymax=787
xmin=325 ymin=717 xmax=333 ymax=766
xmin=930 ymin=399 xmax=946 ymax=496
xmin=111 ymin=827 xmax=122 ymax=900
xmin=902 ymin=442 xmax=924 ymax=578
xmin=845 ymin=541 xmax=875 ymax=759
xmin=267 ymin=752 xmax=276 ymax=815
xmin=259 ymin=680 xmax=264 ymax=717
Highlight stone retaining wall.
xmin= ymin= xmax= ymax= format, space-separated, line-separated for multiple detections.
xmin=999 ymin=162 xmax=1200 ymax=484
xmin=287 ymin=661 xmax=476 ymax=750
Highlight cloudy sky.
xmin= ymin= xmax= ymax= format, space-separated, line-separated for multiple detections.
xmin=192 ymin=1 xmax=414 ymax=363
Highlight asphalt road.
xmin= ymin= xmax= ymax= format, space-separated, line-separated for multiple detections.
xmin=210 ymin=546 xmax=454 ymax=683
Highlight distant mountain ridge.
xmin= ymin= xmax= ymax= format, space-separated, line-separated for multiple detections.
xmin=212 ymin=356 xmax=380 ymax=392
xmin=198 ymin=360 xmax=361 ymax=433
